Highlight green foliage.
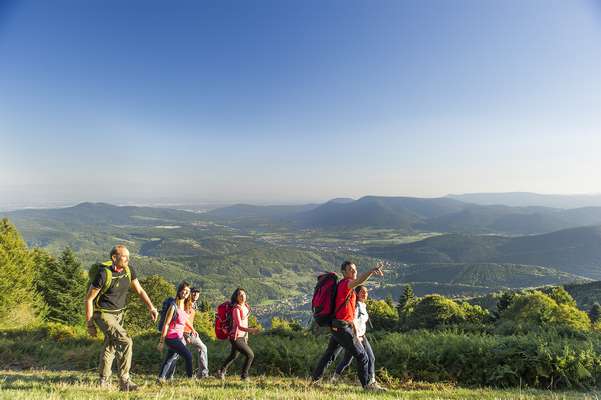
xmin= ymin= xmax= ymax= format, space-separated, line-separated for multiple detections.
xmin=401 ymin=294 xmax=490 ymax=332
xmin=5 ymin=325 xmax=601 ymax=389
xmin=495 ymin=291 xmax=515 ymax=317
xmin=270 ymin=317 xmax=303 ymax=334
xmin=405 ymin=295 xmax=467 ymax=330
xmin=0 ymin=218 xmax=45 ymax=328
xmin=35 ymin=248 xmax=87 ymax=326
xmin=198 ymin=298 xmax=212 ymax=312
xmin=539 ymin=286 xmax=578 ymax=307
xmin=589 ymin=303 xmax=601 ymax=324
xmin=497 ymin=290 xmax=591 ymax=335
xmin=365 ymin=299 xmax=398 ymax=331
xmin=125 ymin=275 xmax=175 ymax=334
xmin=193 ymin=308 xmax=216 ymax=339
xmin=248 ymin=313 xmax=263 ymax=331
xmin=397 ymin=284 xmax=415 ymax=315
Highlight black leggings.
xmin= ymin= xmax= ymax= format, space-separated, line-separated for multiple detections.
xmin=220 ymin=337 xmax=254 ymax=378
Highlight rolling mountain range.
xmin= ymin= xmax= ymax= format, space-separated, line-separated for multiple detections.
xmin=367 ymin=225 xmax=601 ymax=279
xmin=205 ymin=196 xmax=601 ymax=235
xmin=4 ymin=197 xmax=601 ymax=309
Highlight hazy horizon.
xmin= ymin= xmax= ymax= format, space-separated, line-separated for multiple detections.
xmin=5 ymin=187 xmax=601 ymax=212
xmin=2 ymin=1 xmax=600 ymax=204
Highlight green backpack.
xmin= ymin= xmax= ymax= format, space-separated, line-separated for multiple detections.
xmin=88 ymin=261 xmax=132 ymax=311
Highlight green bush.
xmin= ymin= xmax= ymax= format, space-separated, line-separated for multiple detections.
xmin=366 ymin=299 xmax=398 ymax=330
xmin=497 ymin=290 xmax=591 ymax=335
xmin=405 ymin=295 xmax=468 ymax=330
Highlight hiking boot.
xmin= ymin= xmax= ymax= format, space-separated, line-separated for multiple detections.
xmin=241 ymin=376 xmax=251 ymax=383
xmin=99 ymin=377 xmax=111 ymax=388
xmin=119 ymin=380 xmax=139 ymax=392
xmin=364 ymin=381 xmax=387 ymax=392
xmin=156 ymin=377 xmax=167 ymax=386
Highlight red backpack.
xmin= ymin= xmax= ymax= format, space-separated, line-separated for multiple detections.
xmin=312 ymin=272 xmax=339 ymax=327
xmin=215 ymin=301 xmax=233 ymax=340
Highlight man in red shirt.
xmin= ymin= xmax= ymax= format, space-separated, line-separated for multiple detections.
xmin=311 ymin=260 xmax=385 ymax=391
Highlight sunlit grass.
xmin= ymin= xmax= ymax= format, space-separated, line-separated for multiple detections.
xmin=0 ymin=370 xmax=598 ymax=400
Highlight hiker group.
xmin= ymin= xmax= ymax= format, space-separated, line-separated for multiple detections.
xmin=85 ymin=244 xmax=387 ymax=392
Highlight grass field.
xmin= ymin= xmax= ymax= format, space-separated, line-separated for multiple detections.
xmin=0 ymin=371 xmax=598 ymax=400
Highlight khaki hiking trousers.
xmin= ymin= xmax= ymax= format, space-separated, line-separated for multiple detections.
xmin=93 ymin=311 xmax=133 ymax=382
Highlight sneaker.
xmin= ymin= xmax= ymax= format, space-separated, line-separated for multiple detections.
xmin=309 ymin=377 xmax=322 ymax=387
xmin=364 ymin=381 xmax=387 ymax=392
xmin=119 ymin=380 xmax=139 ymax=392
xmin=157 ymin=377 xmax=167 ymax=386
xmin=330 ymin=373 xmax=340 ymax=383
xmin=241 ymin=376 xmax=251 ymax=382
xmin=99 ymin=377 xmax=110 ymax=388
xmin=197 ymin=370 xmax=210 ymax=379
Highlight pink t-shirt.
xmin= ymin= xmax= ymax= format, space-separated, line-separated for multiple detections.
xmin=231 ymin=303 xmax=250 ymax=340
xmin=166 ymin=306 xmax=189 ymax=340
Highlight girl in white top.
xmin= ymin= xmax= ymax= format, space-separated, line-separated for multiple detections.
xmin=332 ymin=285 xmax=382 ymax=388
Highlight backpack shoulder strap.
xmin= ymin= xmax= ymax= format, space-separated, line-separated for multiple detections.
xmin=99 ymin=261 xmax=113 ymax=295
xmin=334 ymin=282 xmax=354 ymax=316
xmin=124 ymin=264 xmax=131 ymax=283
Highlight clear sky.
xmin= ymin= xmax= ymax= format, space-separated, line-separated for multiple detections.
xmin=1 ymin=0 xmax=600 ymax=206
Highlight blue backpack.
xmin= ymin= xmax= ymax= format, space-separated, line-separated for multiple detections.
xmin=157 ymin=297 xmax=178 ymax=332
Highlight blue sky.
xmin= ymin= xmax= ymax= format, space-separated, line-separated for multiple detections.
xmin=1 ymin=0 xmax=600 ymax=205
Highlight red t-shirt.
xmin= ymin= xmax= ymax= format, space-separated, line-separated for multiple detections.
xmin=334 ymin=278 xmax=356 ymax=322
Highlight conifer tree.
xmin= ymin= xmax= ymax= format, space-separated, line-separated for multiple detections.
xmin=397 ymin=284 xmax=415 ymax=317
xmin=36 ymin=247 xmax=87 ymax=325
xmin=0 ymin=218 xmax=46 ymax=328
xmin=199 ymin=298 xmax=212 ymax=312
xmin=589 ymin=303 xmax=601 ymax=324
xmin=496 ymin=291 xmax=515 ymax=317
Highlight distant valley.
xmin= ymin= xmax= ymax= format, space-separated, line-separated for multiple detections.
xmin=4 ymin=194 xmax=601 ymax=322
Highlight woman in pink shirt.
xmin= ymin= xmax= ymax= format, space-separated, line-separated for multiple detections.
xmin=157 ymin=281 xmax=196 ymax=380
xmin=216 ymin=288 xmax=260 ymax=381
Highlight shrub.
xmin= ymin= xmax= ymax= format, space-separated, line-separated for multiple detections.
xmin=366 ymin=299 xmax=398 ymax=331
xmin=405 ymin=295 xmax=467 ymax=330
xmin=497 ymin=290 xmax=591 ymax=335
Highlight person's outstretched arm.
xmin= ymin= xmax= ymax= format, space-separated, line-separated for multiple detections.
xmin=349 ymin=262 xmax=384 ymax=290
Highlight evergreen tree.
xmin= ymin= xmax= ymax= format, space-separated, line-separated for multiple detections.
xmin=397 ymin=284 xmax=415 ymax=317
xmin=36 ymin=247 xmax=87 ymax=325
xmin=496 ymin=291 xmax=515 ymax=317
xmin=0 ymin=218 xmax=46 ymax=328
xmin=199 ymin=298 xmax=212 ymax=312
xmin=590 ymin=303 xmax=601 ymax=324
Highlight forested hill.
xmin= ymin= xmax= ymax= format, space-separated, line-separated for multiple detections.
xmin=368 ymin=225 xmax=601 ymax=279
xmin=4 ymin=200 xmax=600 ymax=313
xmin=5 ymin=202 xmax=202 ymax=227
xmin=202 ymin=196 xmax=601 ymax=235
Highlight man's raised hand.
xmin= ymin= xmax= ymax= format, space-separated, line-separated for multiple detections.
xmin=372 ymin=261 xmax=385 ymax=276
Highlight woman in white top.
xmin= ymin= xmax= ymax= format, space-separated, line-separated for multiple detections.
xmin=332 ymin=285 xmax=378 ymax=385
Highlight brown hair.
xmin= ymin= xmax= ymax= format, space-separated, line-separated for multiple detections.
xmin=176 ymin=281 xmax=191 ymax=300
